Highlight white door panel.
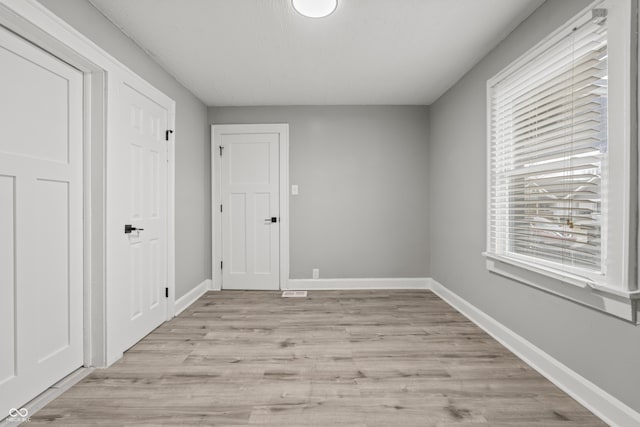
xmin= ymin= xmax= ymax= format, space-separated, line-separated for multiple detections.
xmin=0 ymin=26 xmax=83 ymax=415
xmin=221 ymin=133 xmax=279 ymax=290
xmin=107 ymin=80 xmax=168 ymax=355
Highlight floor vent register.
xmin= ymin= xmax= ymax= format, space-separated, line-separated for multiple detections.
xmin=282 ymin=291 xmax=308 ymax=298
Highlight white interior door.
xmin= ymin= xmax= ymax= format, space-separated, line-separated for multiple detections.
xmin=107 ymin=79 xmax=169 ymax=355
xmin=220 ymin=132 xmax=280 ymax=290
xmin=0 ymin=27 xmax=83 ymax=415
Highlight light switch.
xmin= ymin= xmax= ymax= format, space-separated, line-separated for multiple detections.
xmin=291 ymin=185 xmax=299 ymax=195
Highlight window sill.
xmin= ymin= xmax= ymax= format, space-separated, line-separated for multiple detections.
xmin=483 ymin=253 xmax=640 ymax=324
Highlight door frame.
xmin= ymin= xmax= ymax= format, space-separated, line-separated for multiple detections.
xmin=212 ymin=124 xmax=290 ymax=290
xmin=0 ymin=0 xmax=176 ymax=368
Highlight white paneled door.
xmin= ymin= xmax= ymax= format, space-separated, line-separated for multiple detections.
xmin=220 ymin=132 xmax=280 ymax=290
xmin=0 ymin=27 xmax=83 ymax=414
xmin=108 ymin=80 xmax=169 ymax=355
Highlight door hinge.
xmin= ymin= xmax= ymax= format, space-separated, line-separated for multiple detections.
xmin=220 ymin=261 xmax=223 ymax=270
xmin=165 ymin=129 xmax=174 ymax=141
xmin=219 ymin=145 xmax=224 ymax=156
xmin=220 ymin=204 xmax=223 ymax=213
xmin=165 ymin=287 xmax=169 ymax=298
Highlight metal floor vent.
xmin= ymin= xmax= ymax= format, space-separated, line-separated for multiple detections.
xmin=282 ymin=291 xmax=307 ymax=298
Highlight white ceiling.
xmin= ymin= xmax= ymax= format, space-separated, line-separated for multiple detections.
xmin=88 ymin=0 xmax=544 ymax=106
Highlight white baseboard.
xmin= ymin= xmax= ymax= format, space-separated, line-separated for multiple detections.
xmin=174 ymin=279 xmax=211 ymax=316
xmin=285 ymin=277 xmax=430 ymax=291
xmin=428 ymin=278 xmax=640 ymax=427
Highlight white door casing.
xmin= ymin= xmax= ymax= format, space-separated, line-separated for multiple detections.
xmin=0 ymin=25 xmax=84 ymax=415
xmin=106 ymin=75 xmax=172 ymax=358
xmin=213 ymin=124 xmax=290 ymax=291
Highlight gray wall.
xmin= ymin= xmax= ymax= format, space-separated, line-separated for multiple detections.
xmin=38 ymin=0 xmax=211 ymax=299
xmin=429 ymin=0 xmax=640 ymax=412
xmin=210 ymin=106 xmax=430 ymax=279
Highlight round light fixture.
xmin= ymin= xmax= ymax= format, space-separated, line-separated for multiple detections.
xmin=292 ymin=0 xmax=338 ymax=18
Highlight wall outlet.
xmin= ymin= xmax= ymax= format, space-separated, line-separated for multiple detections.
xmin=312 ymin=268 xmax=319 ymax=279
xmin=291 ymin=184 xmax=299 ymax=195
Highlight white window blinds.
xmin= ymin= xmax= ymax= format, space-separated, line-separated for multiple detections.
xmin=488 ymin=8 xmax=608 ymax=275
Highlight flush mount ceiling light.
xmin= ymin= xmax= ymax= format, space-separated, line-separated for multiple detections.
xmin=292 ymin=0 xmax=338 ymax=18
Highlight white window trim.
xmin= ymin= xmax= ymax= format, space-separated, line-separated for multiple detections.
xmin=485 ymin=0 xmax=639 ymax=322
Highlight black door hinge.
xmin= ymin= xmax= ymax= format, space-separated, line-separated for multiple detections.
xmin=165 ymin=130 xmax=174 ymax=141
xmin=220 ymin=204 xmax=223 ymax=213
xmin=220 ymin=261 xmax=223 ymax=270
xmin=219 ymin=145 xmax=224 ymax=156
xmin=165 ymin=287 xmax=169 ymax=298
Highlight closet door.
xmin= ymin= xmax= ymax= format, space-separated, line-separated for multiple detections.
xmin=0 ymin=26 xmax=84 ymax=415
xmin=107 ymin=78 xmax=169 ymax=356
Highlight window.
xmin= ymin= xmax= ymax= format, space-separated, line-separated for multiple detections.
xmin=486 ymin=0 xmax=637 ymax=309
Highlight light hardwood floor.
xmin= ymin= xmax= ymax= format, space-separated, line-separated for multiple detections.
xmin=29 ymin=290 xmax=605 ymax=426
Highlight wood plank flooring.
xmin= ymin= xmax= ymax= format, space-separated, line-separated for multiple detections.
xmin=29 ymin=290 xmax=605 ymax=426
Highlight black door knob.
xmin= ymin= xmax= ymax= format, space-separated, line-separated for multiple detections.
xmin=124 ymin=224 xmax=144 ymax=234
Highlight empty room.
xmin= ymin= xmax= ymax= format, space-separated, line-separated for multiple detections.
xmin=1 ymin=0 xmax=639 ymax=425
